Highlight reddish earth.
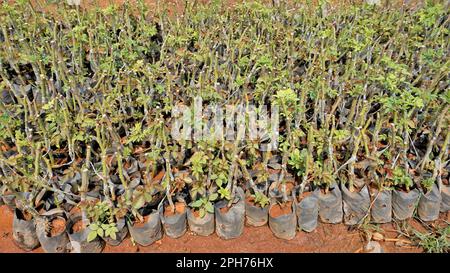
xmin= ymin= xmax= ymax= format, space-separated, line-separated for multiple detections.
xmin=269 ymin=202 xmax=293 ymax=218
xmin=71 ymin=219 xmax=85 ymax=233
xmin=50 ymin=218 xmax=66 ymax=237
xmin=134 ymin=213 xmax=151 ymax=228
xmin=1 ymin=205 xmax=443 ymax=253
xmin=219 ymin=206 xmax=230 ymax=214
xmin=163 ymin=202 xmax=185 ymax=217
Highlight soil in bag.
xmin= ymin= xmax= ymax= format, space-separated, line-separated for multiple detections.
xmin=187 ymin=208 xmax=215 ymax=236
xmin=103 ymin=218 xmax=128 ymax=246
xmin=215 ymin=187 xmax=245 ymax=240
xmin=245 ymin=196 xmax=269 ymax=227
xmin=159 ymin=200 xmax=187 ymax=238
xmin=12 ymin=209 xmax=40 ymax=251
xmin=36 ymin=216 xmax=70 ymax=253
xmin=295 ymin=188 xmax=319 ymax=232
xmin=342 ymin=184 xmax=370 ymax=226
xmin=127 ymin=210 xmax=162 ymax=246
xmin=418 ymin=183 xmax=441 ymax=222
xmin=318 ymin=183 xmax=343 ymax=224
xmin=268 ymin=201 xmax=296 ymax=240
xmin=369 ymin=187 xmax=392 ymax=224
xmin=67 ymin=213 xmax=105 ymax=253
xmin=392 ymin=188 xmax=420 ymax=220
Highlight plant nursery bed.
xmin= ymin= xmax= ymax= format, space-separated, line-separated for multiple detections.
xmin=0 ymin=0 xmax=448 ymax=254
xmin=0 ymin=205 xmax=437 ymax=253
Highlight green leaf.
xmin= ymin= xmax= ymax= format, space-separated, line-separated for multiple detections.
xmin=87 ymin=230 xmax=98 ymax=242
xmin=199 ymin=208 xmax=206 ymax=218
xmin=110 ymin=231 xmax=117 ymax=240
xmin=133 ymin=195 xmax=146 ymax=209
xmin=97 ymin=228 xmax=104 ymax=237
xmin=89 ymin=223 xmax=98 ymax=231
xmin=208 ymin=193 xmax=218 ymax=201
xmin=190 ymin=199 xmax=203 ymax=208
xmin=205 ymin=202 xmax=214 ymax=214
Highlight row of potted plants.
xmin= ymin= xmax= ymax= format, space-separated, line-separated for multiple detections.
xmin=0 ymin=0 xmax=448 ymax=252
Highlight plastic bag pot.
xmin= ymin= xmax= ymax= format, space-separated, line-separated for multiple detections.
xmin=215 ymin=187 xmax=245 ymax=240
xmin=370 ymin=188 xmax=392 ymax=224
xmin=159 ymin=200 xmax=187 ymax=238
xmin=2 ymin=193 xmax=16 ymax=211
xmin=440 ymin=185 xmax=450 ymax=212
xmin=342 ymin=184 xmax=370 ymax=226
xmin=392 ymin=189 xmax=419 ymax=220
xmin=187 ymin=209 xmax=215 ymax=236
xmin=35 ymin=216 xmax=69 ymax=253
xmin=245 ymin=197 xmax=269 ymax=227
xmin=318 ymin=183 xmax=343 ymax=224
xmin=103 ymin=218 xmax=128 ymax=246
xmin=268 ymin=201 xmax=297 ymax=240
xmin=67 ymin=213 xmax=105 ymax=253
xmin=127 ymin=210 xmax=162 ymax=246
xmin=295 ymin=189 xmax=319 ymax=232
xmin=417 ymin=183 xmax=441 ymax=222
xmin=12 ymin=209 xmax=40 ymax=251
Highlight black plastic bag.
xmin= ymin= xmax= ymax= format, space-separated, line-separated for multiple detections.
xmin=67 ymin=213 xmax=105 ymax=253
xmin=245 ymin=199 xmax=269 ymax=227
xmin=268 ymin=201 xmax=297 ymax=240
xmin=103 ymin=218 xmax=128 ymax=246
xmin=35 ymin=215 xmax=69 ymax=253
xmin=392 ymin=189 xmax=419 ymax=220
xmin=318 ymin=183 xmax=343 ymax=224
xmin=342 ymin=184 xmax=370 ymax=225
xmin=127 ymin=210 xmax=162 ymax=246
xmin=215 ymin=187 xmax=245 ymax=240
xmin=295 ymin=188 xmax=319 ymax=232
xmin=12 ymin=209 xmax=40 ymax=251
xmin=418 ymin=183 xmax=441 ymax=221
xmin=440 ymin=185 xmax=450 ymax=212
xmin=159 ymin=200 xmax=187 ymax=238
xmin=187 ymin=209 xmax=215 ymax=236
xmin=370 ymin=188 xmax=392 ymax=224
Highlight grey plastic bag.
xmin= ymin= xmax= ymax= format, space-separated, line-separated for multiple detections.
xmin=13 ymin=209 xmax=40 ymax=251
xmin=159 ymin=200 xmax=187 ymax=239
xmin=392 ymin=188 xmax=419 ymax=220
xmin=268 ymin=201 xmax=297 ymax=240
xmin=295 ymin=188 xmax=319 ymax=232
xmin=370 ymin=188 xmax=392 ymax=224
xmin=35 ymin=215 xmax=70 ymax=253
xmin=245 ymin=198 xmax=269 ymax=227
xmin=318 ymin=183 xmax=343 ymax=224
xmin=418 ymin=183 xmax=441 ymax=221
xmin=342 ymin=184 xmax=370 ymax=225
xmin=67 ymin=214 xmax=105 ymax=253
xmin=127 ymin=210 xmax=162 ymax=246
xmin=440 ymin=185 xmax=450 ymax=212
xmin=215 ymin=187 xmax=245 ymax=240
xmin=187 ymin=209 xmax=215 ymax=236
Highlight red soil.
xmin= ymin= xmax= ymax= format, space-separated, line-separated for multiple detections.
xmin=50 ymin=218 xmax=66 ymax=237
xmin=269 ymin=202 xmax=292 ymax=218
xmin=71 ymin=220 xmax=85 ymax=233
xmin=134 ymin=214 xmax=151 ymax=228
xmin=163 ymin=202 xmax=185 ymax=217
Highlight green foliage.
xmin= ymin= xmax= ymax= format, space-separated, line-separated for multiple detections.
xmin=251 ymin=191 xmax=270 ymax=208
xmin=189 ymin=193 xmax=218 ymax=218
xmin=390 ymin=167 xmax=414 ymax=191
